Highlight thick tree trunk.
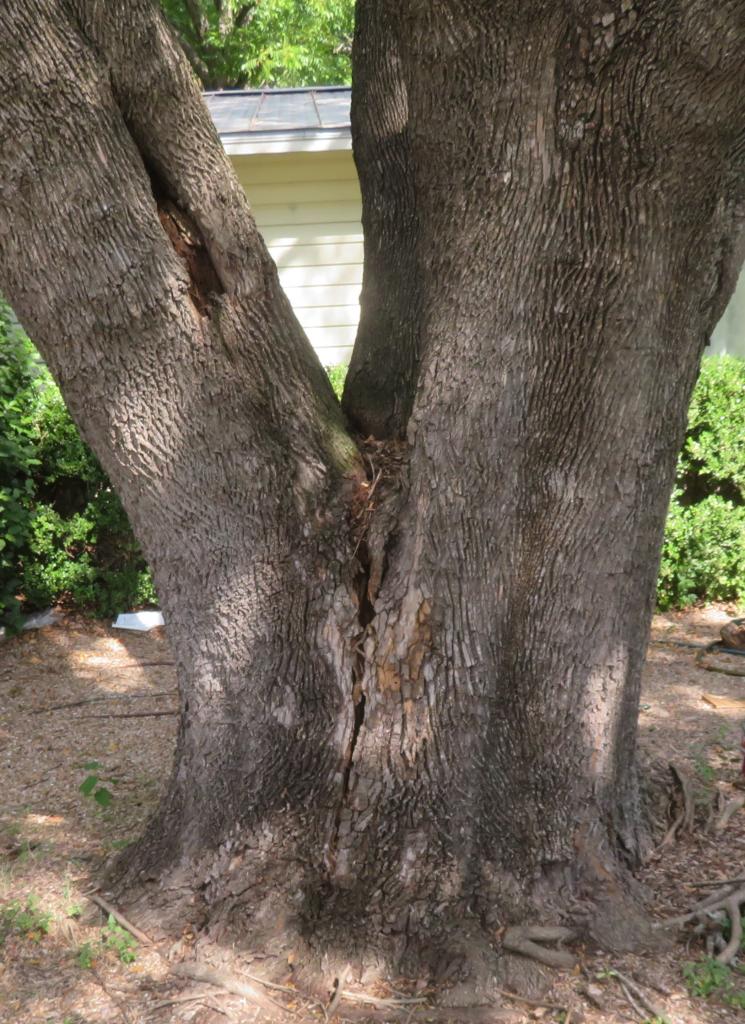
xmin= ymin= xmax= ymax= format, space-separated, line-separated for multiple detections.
xmin=2 ymin=0 xmax=745 ymax=1001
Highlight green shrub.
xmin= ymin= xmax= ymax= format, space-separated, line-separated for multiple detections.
xmin=658 ymin=356 xmax=745 ymax=609
xmin=326 ymin=362 xmax=348 ymax=400
xmin=680 ymin=355 xmax=745 ymax=503
xmin=0 ymin=313 xmax=156 ymax=624
xmin=0 ymin=302 xmax=42 ymax=630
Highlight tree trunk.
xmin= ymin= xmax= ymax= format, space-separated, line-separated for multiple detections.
xmin=2 ymin=0 xmax=745 ymax=1000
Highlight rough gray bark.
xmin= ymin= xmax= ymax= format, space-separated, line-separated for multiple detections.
xmin=342 ymin=0 xmax=422 ymax=438
xmin=1 ymin=0 xmax=745 ymax=1001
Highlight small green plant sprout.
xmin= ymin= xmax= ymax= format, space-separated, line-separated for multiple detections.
xmin=0 ymin=893 xmax=52 ymax=943
xmin=75 ymin=917 xmax=137 ymax=968
xmin=78 ymin=760 xmax=115 ymax=807
xmin=76 ymin=941 xmax=96 ymax=969
xmin=103 ymin=914 xmax=137 ymax=963
xmin=61 ymin=880 xmax=82 ymax=918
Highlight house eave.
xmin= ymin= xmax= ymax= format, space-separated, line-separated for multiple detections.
xmin=220 ymin=128 xmax=352 ymax=156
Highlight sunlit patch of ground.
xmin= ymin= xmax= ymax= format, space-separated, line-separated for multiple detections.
xmin=0 ymin=608 xmax=744 ymax=1023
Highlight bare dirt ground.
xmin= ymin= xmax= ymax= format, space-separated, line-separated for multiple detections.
xmin=1 ymin=607 xmax=744 ymax=1024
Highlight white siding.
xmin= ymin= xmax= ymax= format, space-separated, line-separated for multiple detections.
xmin=709 ymin=268 xmax=745 ymax=358
xmin=233 ymin=151 xmax=362 ymax=365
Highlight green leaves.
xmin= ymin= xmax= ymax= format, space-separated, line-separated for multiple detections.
xmin=0 ymin=311 xmax=157 ymax=623
xmin=683 ymin=959 xmax=745 ymax=1008
xmin=160 ymin=0 xmax=353 ymax=89
xmin=0 ymin=300 xmax=42 ymax=631
xmin=79 ymin=761 xmax=115 ymax=809
xmin=658 ymin=356 xmax=745 ymax=609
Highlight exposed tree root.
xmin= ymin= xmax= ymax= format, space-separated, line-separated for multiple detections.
xmin=713 ymin=793 xmax=745 ymax=833
xmin=659 ymin=763 xmax=695 ymax=848
xmin=502 ymin=925 xmax=577 ymax=968
xmin=171 ymin=962 xmax=283 ymax=1014
xmin=655 ymin=882 xmax=745 ymax=964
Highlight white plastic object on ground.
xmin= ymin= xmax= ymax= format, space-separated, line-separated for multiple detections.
xmin=112 ymin=610 xmax=165 ymax=631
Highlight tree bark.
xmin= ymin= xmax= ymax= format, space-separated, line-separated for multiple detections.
xmin=2 ymin=0 xmax=745 ymax=1000
xmin=342 ymin=0 xmax=422 ymax=438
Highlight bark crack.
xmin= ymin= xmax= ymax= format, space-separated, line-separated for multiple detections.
xmin=327 ymin=438 xmax=408 ymax=870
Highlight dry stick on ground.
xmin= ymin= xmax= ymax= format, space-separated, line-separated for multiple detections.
xmin=151 ymin=988 xmax=228 ymax=1010
xmin=36 ymin=690 xmax=177 ymax=713
xmin=656 ymin=884 xmax=745 ymax=926
xmin=691 ymin=877 xmax=745 ymax=888
xmin=611 ymin=970 xmax=665 ymax=1020
xmin=618 ymin=978 xmax=647 ymax=1022
xmin=88 ymin=892 xmax=153 ymax=946
xmin=338 ymin=992 xmax=426 ymax=1008
xmin=81 ymin=709 xmax=177 ymax=719
xmin=492 ymin=984 xmax=566 ymax=1012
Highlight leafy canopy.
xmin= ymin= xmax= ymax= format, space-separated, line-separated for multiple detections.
xmin=160 ymin=0 xmax=353 ymax=89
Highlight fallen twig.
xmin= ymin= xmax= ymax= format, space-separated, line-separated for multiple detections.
xmin=612 ymin=970 xmax=665 ymax=1020
xmin=339 ymin=991 xmax=427 ymax=1007
xmin=240 ymin=972 xmax=299 ymax=996
xmin=80 ymin=710 xmax=177 ymax=719
xmin=35 ymin=690 xmax=176 ymax=713
xmin=88 ymin=893 xmax=153 ymax=946
xmin=690 ymin=877 xmax=745 ymax=888
xmin=492 ymin=984 xmax=566 ymax=1011
xmin=151 ymin=988 xmax=226 ymax=1010
xmin=618 ymin=977 xmax=647 ymax=1021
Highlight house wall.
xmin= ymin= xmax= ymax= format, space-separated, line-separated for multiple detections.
xmin=709 ymin=267 xmax=745 ymax=358
xmin=231 ymin=148 xmax=745 ymax=364
xmin=232 ymin=150 xmax=362 ymax=366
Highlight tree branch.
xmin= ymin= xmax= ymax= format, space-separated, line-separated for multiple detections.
xmin=234 ymin=2 xmax=256 ymax=29
xmin=183 ymin=0 xmax=208 ymax=42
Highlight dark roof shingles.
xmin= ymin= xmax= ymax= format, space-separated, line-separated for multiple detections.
xmin=203 ymin=86 xmax=351 ymax=136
